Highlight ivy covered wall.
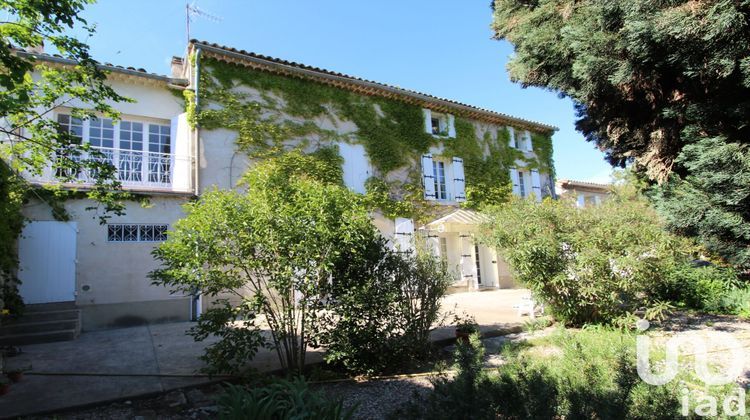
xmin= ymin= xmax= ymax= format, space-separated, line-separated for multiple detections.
xmin=193 ymin=55 xmax=554 ymax=221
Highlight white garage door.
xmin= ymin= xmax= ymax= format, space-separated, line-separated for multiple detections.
xmin=18 ymin=221 xmax=77 ymax=304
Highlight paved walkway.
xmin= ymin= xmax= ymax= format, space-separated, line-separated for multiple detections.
xmin=0 ymin=289 xmax=529 ymax=418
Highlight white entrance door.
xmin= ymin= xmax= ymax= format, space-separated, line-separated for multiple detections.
xmin=18 ymin=221 xmax=77 ymax=304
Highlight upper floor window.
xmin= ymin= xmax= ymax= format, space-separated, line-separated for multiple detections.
xmin=433 ymin=159 xmax=447 ymax=200
xmin=511 ymin=128 xmax=532 ymax=151
xmin=54 ymin=112 xmax=173 ymax=187
xmin=511 ymin=167 xmax=543 ymax=202
xmin=421 ymin=154 xmax=465 ymax=202
xmin=57 ymin=114 xmax=83 ymax=144
xmin=423 ymin=109 xmax=455 ymax=138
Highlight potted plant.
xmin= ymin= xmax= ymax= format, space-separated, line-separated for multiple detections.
xmin=454 ymin=314 xmax=479 ymax=343
xmin=6 ymin=369 xmax=23 ymax=383
xmin=0 ymin=377 xmax=9 ymax=396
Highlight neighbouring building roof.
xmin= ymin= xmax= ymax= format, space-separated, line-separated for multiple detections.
xmin=16 ymin=49 xmax=189 ymax=87
xmin=557 ymin=179 xmax=611 ymax=193
xmin=189 ymin=40 xmax=557 ymax=134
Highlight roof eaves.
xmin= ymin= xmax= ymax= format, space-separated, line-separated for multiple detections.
xmin=190 ymin=40 xmax=557 ymax=133
xmin=16 ymin=50 xmax=189 ymax=86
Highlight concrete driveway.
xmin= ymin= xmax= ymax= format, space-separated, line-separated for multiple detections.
xmin=0 ymin=289 xmax=530 ymax=417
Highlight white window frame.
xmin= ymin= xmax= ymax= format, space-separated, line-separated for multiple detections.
xmin=55 ymin=112 xmax=173 ymax=187
xmin=433 ymin=159 xmax=447 ymax=200
xmin=107 ymin=223 xmax=169 ymax=242
xmin=423 ymin=109 xmax=456 ymax=138
xmin=518 ymin=170 xmax=527 ymax=197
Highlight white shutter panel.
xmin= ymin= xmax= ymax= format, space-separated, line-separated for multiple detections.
xmin=510 ymin=168 xmax=521 ymax=196
xmin=508 ymin=127 xmax=516 ymax=148
xmin=530 ymin=169 xmax=542 ymax=202
xmin=459 ymin=233 xmax=476 ymax=288
xmin=421 ymin=154 xmax=436 ymax=200
xmin=525 ymin=130 xmax=533 ymax=151
xmin=394 ymin=218 xmax=415 ymax=253
xmin=426 ymin=233 xmax=440 ymax=257
xmin=170 ymin=113 xmax=191 ymax=192
xmin=422 ymin=109 xmax=432 ymax=134
xmin=447 ymin=115 xmax=456 ymax=138
xmin=452 ymin=157 xmax=466 ymax=202
xmin=577 ymin=194 xmax=586 ymax=208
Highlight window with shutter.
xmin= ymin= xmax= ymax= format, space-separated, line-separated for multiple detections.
xmin=422 ymin=109 xmax=455 ymax=138
xmin=421 ymin=154 xmax=436 ymax=200
xmin=433 ymin=160 xmax=447 ymax=200
xmin=510 ymin=168 xmax=521 ymax=196
xmin=530 ymin=169 xmax=542 ymax=202
xmin=452 ymin=157 xmax=466 ymax=202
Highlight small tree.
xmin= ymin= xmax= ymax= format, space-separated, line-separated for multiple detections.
xmin=479 ymin=190 xmax=693 ymax=326
xmin=0 ymin=0 xmax=130 ymax=313
xmin=151 ymin=152 xmax=381 ymax=374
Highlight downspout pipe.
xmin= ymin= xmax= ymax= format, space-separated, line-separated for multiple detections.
xmin=191 ymin=45 xmax=203 ymax=321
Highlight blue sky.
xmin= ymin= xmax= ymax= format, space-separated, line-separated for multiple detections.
xmin=76 ymin=0 xmax=613 ymax=183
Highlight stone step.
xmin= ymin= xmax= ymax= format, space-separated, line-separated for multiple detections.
xmin=0 ymin=318 xmax=79 ymax=335
xmin=0 ymin=329 xmax=78 ymax=346
xmin=24 ymin=301 xmax=77 ymax=312
xmin=11 ymin=308 xmax=80 ymax=323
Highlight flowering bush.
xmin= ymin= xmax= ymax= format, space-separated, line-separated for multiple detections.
xmin=479 ymin=188 xmax=694 ymax=326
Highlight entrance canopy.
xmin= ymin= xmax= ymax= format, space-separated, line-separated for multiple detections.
xmin=423 ymin=208 xmax=488 ymax=233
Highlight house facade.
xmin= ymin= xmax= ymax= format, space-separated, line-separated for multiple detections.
xmin=556 ymin=179 xmax=610 ymax=207
xmin=16 ymin=41 xmax=556 ymax=331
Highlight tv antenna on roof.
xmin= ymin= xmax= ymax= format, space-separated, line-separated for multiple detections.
xmin=186 ymin=2 xmax=222 ymax=44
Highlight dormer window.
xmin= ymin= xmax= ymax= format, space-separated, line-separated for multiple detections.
xmin=423 ymin=109 xmax=455 ymax=138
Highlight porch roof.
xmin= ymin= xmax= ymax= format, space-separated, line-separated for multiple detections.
xmin=423 ymin=209 xmax=488 ymax=232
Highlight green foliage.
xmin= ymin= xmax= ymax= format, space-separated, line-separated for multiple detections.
xmin=188 ymin=300 xmax=266 ymax=375
xmin=719 ymin=287 xmax=750 ymax=319
xmin=151 ymin=155 xmax=377 ymax=374
xmin=403 ymin=327 xmax=743 ymax=419
xmin=218 ymin=379 xmax=355 ymax=420
xmin=0 ymin=0 xmax=130 ymax=202
xmin=0 ymin=162 xmax=26 ymax=316
xmin=479 ymin=188 xmax=693 ymax=326
xmin=0 ymin=0 xmax=135 ymax=310
xmin=650 ymin=137 xmax=750 ymax=270
xmin=659 ymin=263 xmax=748 ymax=315
xmin=362 ymin=177 xmax=415 ymax=219
xmin=314 ymin=252 xmax=452 ymax=375
xmin=197 ymin=57 xmax=553 ymax=213
xmin=492 ymin=0 xmax=750 ymax=270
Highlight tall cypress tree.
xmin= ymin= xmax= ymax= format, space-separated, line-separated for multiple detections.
xmin=491 ymin=0 xmax=750 ymax=269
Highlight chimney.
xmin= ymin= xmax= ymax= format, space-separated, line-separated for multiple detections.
xmin=171 ymin=56 xmax=185 ymax=78
xmin=25 ymin=41 xmax=44 ymax=55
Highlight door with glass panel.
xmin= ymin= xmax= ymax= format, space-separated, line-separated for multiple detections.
xmin=117 ymin=120 xmax=144 ymax=182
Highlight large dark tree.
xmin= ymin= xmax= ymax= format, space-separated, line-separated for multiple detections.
xmin=491 ymin=0 xmax=750 ymax=269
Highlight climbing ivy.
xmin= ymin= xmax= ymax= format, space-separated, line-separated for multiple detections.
xmin=194 ymin=57 xmax=554 ymax=217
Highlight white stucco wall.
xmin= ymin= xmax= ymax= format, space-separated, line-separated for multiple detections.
xmin=22 ymin=196 xmax=189 ymax=306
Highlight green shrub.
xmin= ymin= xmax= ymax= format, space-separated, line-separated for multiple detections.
xmin=151 ymin=153 xmax=384 ymax=374
xmin=480 ymin=188 xmax=693 ymax=326
xmin=403 ymin=328 xmax=745 ymax=419
xmin=218 ymin=378 xmax=355 ymax=420
xmin=314 ymin=252 xmax=452 ymax=375
xmin=720 ymin=287 xmax=750 ymax=318
xmin=660 ymin=264 xmax=739 ymax=312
